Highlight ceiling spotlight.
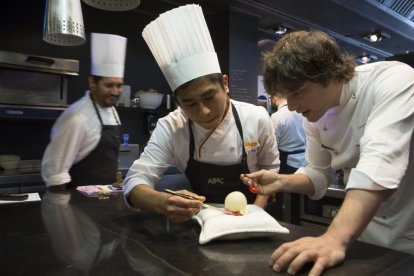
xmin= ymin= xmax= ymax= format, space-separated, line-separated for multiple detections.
xmin=369 ymin=33 xmax=381 ymax=42
xmin=356 ymin=54 xmax=377 ymax=64
xmin=361 ymin=55 xmax=371 ymax=63
xmin=364 ymin=31 xmax=390 ymax=43
xmin=272 ymin=24 xmax=289 ymax=35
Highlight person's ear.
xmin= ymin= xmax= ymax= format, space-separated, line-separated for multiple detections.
xmin=222 ymin=74 xmax=229 ymax=93
xmin=88 ymin=76 xmax=97 ymax=92
xmin=173 ymin=93 xmax=181 ymax=107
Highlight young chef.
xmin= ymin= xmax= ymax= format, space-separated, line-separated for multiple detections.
xmin=241 ymin=30 xmax=414 ymax=275
xmin=123 ymin=4 xmax=280 ymax=223
xmin=41 ymin=33 xmax=127 ymax=188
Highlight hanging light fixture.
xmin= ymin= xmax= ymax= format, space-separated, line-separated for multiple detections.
xmin=82 ymin=0 xmax=140 ymax=11
xmin=43 ymin=0 xmax=86 ymax=46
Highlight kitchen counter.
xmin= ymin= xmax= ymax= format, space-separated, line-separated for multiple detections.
xmin=0 ymin=189 xmax=412 ymax=275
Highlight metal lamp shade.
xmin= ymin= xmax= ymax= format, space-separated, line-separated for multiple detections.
xmin=82 ymin=0 xmax=140 ymax=11
xmin=43 ymin=0 xmax=86 ymax=46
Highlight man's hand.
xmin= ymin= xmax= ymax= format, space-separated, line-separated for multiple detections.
xmin=268 ymin=188 xmax=392 ymax=275
xmin=240 ymin=170 xmax=315 ymax=196
xmin=240 ymin=170 xmax=282 ymax=195
xmin=162 ymin=190 xmax=205 ymax=223
xmin=269 ymin=233 xmax=346 ymax=276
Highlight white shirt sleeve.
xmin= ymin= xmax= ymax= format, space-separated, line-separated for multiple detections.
xmin=347 ymin=62 xmax=414 ymax=191
xmin=255 ymin=107 xmax=280 ymax=172
xmin=41 ymin=93 xmax=105 ymax=187
xmin=41 ymin=114 xmax=89 ymax=187
xmin=296 ymin=121 xmax=333 ymax=200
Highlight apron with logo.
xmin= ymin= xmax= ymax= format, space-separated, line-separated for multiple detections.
xmin=185 ymin=103 xmax=255 ymax=204
xmin=69 ymin=94 xmax=121 ymax=186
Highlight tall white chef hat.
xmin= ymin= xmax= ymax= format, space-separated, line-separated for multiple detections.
xmin=90 ymin=33 xmax=127 ymax=78
xmin=142 ymin=4 xmax=221 ymax=92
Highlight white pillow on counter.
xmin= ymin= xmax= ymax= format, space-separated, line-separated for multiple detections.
xmin=193 ymin=204 xmax=289 ymax=245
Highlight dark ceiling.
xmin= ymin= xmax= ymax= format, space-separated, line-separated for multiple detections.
xmin=135 ymin=0 xmax=414 ymax=63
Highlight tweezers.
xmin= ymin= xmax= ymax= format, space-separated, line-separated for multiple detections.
xmin=163 ymin=189 xmax=222 ymax=211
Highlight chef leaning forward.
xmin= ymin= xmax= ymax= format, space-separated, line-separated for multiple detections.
xmin=41 ymin=33 xmax=127 ymax=189
xmin=122 ymin=4 xmax=280 ymax=223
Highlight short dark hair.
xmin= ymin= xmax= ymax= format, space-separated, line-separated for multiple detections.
xmin=263 ymin=30 xmax=356 ymax=96
xmin=174 ymin=73 xmax=224 ymax=95
xmin=90 ymin=75 xmax=103 ymax=82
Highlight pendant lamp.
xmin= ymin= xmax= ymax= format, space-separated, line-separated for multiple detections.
xmin=43 ymin=0 xmax=86 ymax=46
xmin=82 ymin=0 xmax=140 ymax=11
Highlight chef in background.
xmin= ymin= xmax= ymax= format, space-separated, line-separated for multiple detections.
xmin=123 ymin=4 xmax=279 ymax=223
xmin=42 ymin=33 xmax=127 ymax=189
xmin=270 ymin=93 xmax=306 ymax=174
xmin=241 ymin=30 xmax=414 ymax=275
xmin=267 ymin=93 xmax=306 ymax=222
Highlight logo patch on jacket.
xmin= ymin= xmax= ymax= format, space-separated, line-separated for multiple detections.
xmin=244 ymin=141 xmax=260 ymax=154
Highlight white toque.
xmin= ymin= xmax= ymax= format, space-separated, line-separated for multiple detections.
xmin=90 ymin=33 xmax=127 ymax=78
xmin=142 ymin=4 xmax=221 ymax=92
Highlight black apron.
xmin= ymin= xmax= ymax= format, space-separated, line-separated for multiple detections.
xmin=278 ymin=149 xmax=305 ymax=174
xmin=185 ymin=103 xmax=255 ymax=204
xmin=276 ymin=104 xmax=305 ymax=174
xmin=69 ymin=94 xmax=121 ymax=186
xmin=272 ymin=148 xmax=304 ymax=224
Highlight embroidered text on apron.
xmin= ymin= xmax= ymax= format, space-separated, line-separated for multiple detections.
xmin=69 ymin=93 xmax=121 ymax=186
xmin=185 ymin=103 xmax=255 ymax=203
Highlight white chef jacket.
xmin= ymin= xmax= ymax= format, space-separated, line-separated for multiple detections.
xmin=41 ymin=91 xmax=121 ymax=187
xmin=296 ymin=61 xmax=414 ymax=254
xmin=123 ymin=99 xmax=280 ymax=201
xmin=270 ymin=105 xmax=306 ymax=168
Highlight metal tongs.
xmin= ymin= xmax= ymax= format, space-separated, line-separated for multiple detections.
xmin=163 ymin=189 xmax=223 ymax=211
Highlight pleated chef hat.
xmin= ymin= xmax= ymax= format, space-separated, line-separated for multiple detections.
xmin=142 ymin=4 xmax=221 ymax=92
xmin=90 ymin=33 xmax=127 ymax=78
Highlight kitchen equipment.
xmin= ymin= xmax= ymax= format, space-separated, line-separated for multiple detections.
xmin=164 ymin=189 xmax=223 ymax=211
xmin=122 ymin=133 xmax=129 ymax=148
xmin=135 ymin=90 xmax=164 ymax=109
xmin=117 ymin=85 xmax=131 ymax=107
xmin=0 ymin=50 xmax=79 ymax=119
xmin=0 ymin=155 xmax=21 ymax=170
xmin=0 ymin=194 xmax=28 ymax=201
xmin=145 ymin=111 xmax=158 ymax=134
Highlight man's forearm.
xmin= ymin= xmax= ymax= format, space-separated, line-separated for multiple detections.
xmin=280 ymin=173 xmax=315 ymax=196
xmin=324 ymin=188 xmax=391 ymax=249
xmin=129 ymin=184 xmax=168 ymax=215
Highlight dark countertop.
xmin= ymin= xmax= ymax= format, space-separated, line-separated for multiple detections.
xmin=0 ymin=189 xmax=412 ymax=275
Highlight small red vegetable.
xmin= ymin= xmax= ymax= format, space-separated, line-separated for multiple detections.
xmin=249 ymin=183 xmax=257 ymax=193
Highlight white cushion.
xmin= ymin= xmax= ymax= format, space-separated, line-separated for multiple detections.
xmin=193 ymin=204 xmax=289 ymax=245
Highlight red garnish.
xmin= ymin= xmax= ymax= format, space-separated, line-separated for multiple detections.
xmin=224 ymin=208 xmax=246 ymax=216
xmin=249 ymin=183 xmax=257 ymax=193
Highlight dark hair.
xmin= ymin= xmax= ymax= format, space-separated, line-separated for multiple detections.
xmin=263 ymin=30 xmax=356 ymax=96
xmin=174 ymin=73 xmax=224 ymax=95
xmin=90 ymin=75 xmax=103 ymax=82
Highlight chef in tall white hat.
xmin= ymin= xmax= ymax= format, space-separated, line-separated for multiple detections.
xmin=42 ymin=33 xmax=127 ymax=189
xmin=123 ymin=4 xmax=280 ymax=223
